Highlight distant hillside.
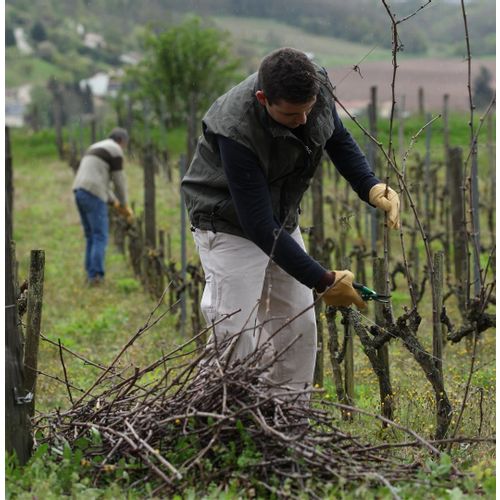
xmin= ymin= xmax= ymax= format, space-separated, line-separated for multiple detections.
xmin=6 ymin=0 xmax=495 ymax=60
xmin=5 ymin=0 xmax=495 ymax=125
xmin=162 ymin=0 xmax=496 ymax=57
xmin=212 ymin=16 xmax=392 ymax=69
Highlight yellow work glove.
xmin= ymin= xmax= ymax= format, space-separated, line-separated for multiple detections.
xmin=122 ymin=205 xmax=134 ymax=219
xmin=115 ymin=204 xmax=134 ymax=224
xmin=322 ymin=270 xmax=366 ymax=309
xmin=122 ymin=205 xmax=134 ymax=224
xmin=368 ymin=183 xmax=400 ymax=229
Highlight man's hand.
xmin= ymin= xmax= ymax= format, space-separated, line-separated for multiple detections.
xmin=121 ymin=205 xmax=134 ymax=219
xmin=322 ymin=270 xmax=366 ymax=309
xmin=369 ymin=183 xmax=400 ymax=229
xmin=121 ymin=205 xmax=134 ymax=224
xmin=114 ymin=203 xmax=135 ymax=224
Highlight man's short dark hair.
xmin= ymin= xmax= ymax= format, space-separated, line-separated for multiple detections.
xmin=109 ymin=127 xmax=129 ymax=144
xmin=258 ymin=48 xmax=319 ymax=105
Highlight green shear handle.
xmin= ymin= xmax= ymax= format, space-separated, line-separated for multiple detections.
xmin=353 ymin=282 xmax=391 ymax=303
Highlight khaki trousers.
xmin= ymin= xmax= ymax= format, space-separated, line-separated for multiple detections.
xmin=193 ymin=227 xmax=317 ymax=392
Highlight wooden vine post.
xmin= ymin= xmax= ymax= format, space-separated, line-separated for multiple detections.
xmin=470 ymin=138 xmax=481 ymax=297
xmin=447 ymin=147 xmax=468 ymax=314
xmin=5 ymin=126 xmax=33 ymax=464
xmin=143 ymin=145 xmax=157 ymax=250
xmin=343 ymin=318 xmax=355 ymax=408
xmin=443 ymin=94 xmax=450 ymax=168
xmin=486 ymin=112 xmax=495 ymax=263
xmin=441 ymin=94 xmax=452 ymax=275
xmin=179 ymin=154 xmax=188 ymax=337
xmin=24 ymin=250 xmax=46 ymax=417
xmin=418 ymin=86 xmax=425 ymax=118
xmin=368 ymin=85 xmax=382 ymax=255
xmin=373 ymin=257 xmax=393 ymax=421
xmin=128 ymin=215 xmax=143 ymax=278
xmin=432 ymin=251 xmax=445 ymax=371
xmin=142 ymin=143 xmax=164 ymax=299
xmin=423 ymin=113 xmax=432 ymax=237
xmin=6 ymin=127 xmax=14 ymax=226
xmin=309 ymin=162 xmax=325 ymax=387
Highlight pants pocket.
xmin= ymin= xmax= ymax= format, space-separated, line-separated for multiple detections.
xmin=200 ymin=272 xmax=218 ymax=324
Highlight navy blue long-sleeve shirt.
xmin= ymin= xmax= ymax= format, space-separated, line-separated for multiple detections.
xmin=218 ymin=104 xmax=379 ymax=290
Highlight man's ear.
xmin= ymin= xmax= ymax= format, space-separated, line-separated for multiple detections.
xmin=255 ymin=90 xmax=267 ymax=106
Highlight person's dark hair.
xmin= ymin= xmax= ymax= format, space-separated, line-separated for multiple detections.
xmin=108 ymin=127 xmax=129 ymax=144
xmin=258 ymin=48 xmax=319 ymax=105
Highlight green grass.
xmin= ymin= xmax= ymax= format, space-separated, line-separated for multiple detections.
xmin=7 ymin=117 xmax=495 ymax=497
xmin=350 ymin=111 xmax=495 ymax=171
xmin=8 ymin=128 xmax=60 ymax=163
xmin=6 ymin=47 xmax=72 ymax=87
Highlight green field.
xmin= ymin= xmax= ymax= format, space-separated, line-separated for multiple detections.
xmin=5 ymin=47 xmax=72 ymax=88
xmin=213 ymin=16 xmax=392 ymax=68
xmin=6 ymin=115 xmax=496 ymax=497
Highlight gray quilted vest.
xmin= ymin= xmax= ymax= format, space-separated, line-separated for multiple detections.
xmin=181 ymin=67 xmax=335 ymax=237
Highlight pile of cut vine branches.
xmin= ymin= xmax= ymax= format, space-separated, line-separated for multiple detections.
xmin=33 ymin=310 xmax=466 ymax=498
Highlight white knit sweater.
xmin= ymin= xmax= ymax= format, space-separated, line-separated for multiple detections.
xmin=72 ymin=138 xmax=128 ymax=205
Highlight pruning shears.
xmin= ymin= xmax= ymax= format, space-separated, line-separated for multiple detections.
xmin=353 ymin=282 xmax=391 ymax=303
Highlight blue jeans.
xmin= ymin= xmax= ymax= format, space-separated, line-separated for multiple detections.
xmin=74 ymin=189 xmax=109 ymax=279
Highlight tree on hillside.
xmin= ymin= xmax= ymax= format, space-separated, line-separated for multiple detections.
xmin=6 ymin=26 xmax=16 ymax=47
xmin=124 ymin=15 xmax=241 ymax=156
xmin=31 ymin=21 xmax=47 ymax=43
xmin=82 ymin=83 xmax=94 ymax=115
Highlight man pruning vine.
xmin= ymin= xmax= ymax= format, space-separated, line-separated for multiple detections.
xmin=181 ymin=47 xmax=400 ymax=393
